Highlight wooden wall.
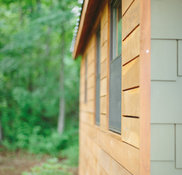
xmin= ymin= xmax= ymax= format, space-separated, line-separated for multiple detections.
xmin=151 ymin=0 xmax=182 ymax=174
xmin=78 ymin=0 xmax=150 ymax=175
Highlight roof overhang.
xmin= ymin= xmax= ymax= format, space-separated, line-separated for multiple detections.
xmin=73 ymin=0 xmax=104 ymax=59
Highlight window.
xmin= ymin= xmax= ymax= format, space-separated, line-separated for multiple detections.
xmin=84 ymin=56 xmax=87 ymax=103
xmin=96 ymin=26 xmax=101 ymax=125
xmin=111 ymin=0 xmax=122 ymax=60
xmin=109 ymin=0 xmax=122 ymax=133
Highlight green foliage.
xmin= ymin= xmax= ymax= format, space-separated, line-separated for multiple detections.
xmin=22 ymin=158 xmax=73 ymax=175
xmin=0 ymin=0 xmax=81 ymax=157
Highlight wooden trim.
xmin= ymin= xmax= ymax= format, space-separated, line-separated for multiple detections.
xmin=94 ymin=33 xmax=97 ymax=125
xmin=80 ymin=121 xmax=139 ymax=175
xmin=73 ymin=0 xmax=106 ymax=59
xmin=139 ymin=0 xmax=151 ymax=175
xmin=107 ymin=1 xmax=111 ymax=131
xmin=73 ymin=0 xmax=89 ymax=59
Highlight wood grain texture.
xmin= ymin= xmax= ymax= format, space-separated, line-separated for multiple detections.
xmin=101 ymin=41 xmax=108 ymax=63
xmin=80 ymin=122 xmax=140 ymax=175
xmin=80 ymin=111 xmax=95 ymax=126
xmin=88 ymin=61 xmax=95 ymax=78
xmin=122 ymin=26 xmax=140 ymax=65
xmin=87 ymin=87 xmax=95 ymax=101
xmin=100 ymin=96 xmax=107 ymax=114
xmin=122 ymin=88 xmax=140 ymax=117
xmin=73 ymin=0 xmax=106 ymax=58
xmin=122 ymin=0 xmax=140 ymax=40
xmin=100 ymin=59 xmax=108 ymax=79
xmin=101 ymin=21 xmax=108 ymax=46
xmin=122 ymin=0 xmax=134 ymax=15
xmin=73 ymin=0 xmax=89 ymax=58
xmin=100 ymin=77 xmax=107 ymax=97
xmin=122 ymin=117 xmax=140 ymax=148
xmin=122 ymin=57 xmax=140 ymax=90
xmin=100 ymin=114 xmax=108 ymax=130
xmin=87 ymin=74 xmax=95 ymax=89
xmin=78 ymin=1 xmax=146 ymax=175
xmin=139 ymin=0 xmax=151 ymax=174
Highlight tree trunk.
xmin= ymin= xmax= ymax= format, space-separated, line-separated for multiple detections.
xmin=58 ymin=32 xmax=65 ymax=134
xmin=19 ymin=1 xmax=24 ymax=24
xmin=0 ymin=122 xmax=2 ymax=142
xmin=36 ymin=0 xmax=41 ymax=12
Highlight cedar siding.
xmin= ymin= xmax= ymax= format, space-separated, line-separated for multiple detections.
xmin=76 ymin=0 xmax=150 ymax=175
xmin=79 ymin=0 xmax=148 ymax=175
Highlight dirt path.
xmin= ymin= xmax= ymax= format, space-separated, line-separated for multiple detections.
xmin=0 ymin=150 xmax=78 ymax=175
xmin=0 ymin=151 xmax=47 ymax=175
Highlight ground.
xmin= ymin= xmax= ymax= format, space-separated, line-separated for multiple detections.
xmin=0 ymin=150 xmax=45 ymax=175
xmin=0 ymin=150 xmax=78 ymax=175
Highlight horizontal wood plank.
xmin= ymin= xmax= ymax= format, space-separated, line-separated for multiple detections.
xmin=122 ymin=88 xmax=140 ymax=117
xmin=122 ymin=26 xmax=140 ymax=65
xmin=87 ymin=74 xmax=95 ymax=89
xmin=100 ymin=95 xmax=107 ymax=114
xmin=101 ymin=59 xmax=108 ymax=79
xmin=100 ymin=114 xmax=108 ymax=130
xmin=80 ymin=122 xmax=140 ymax=175
xmin=122 ymin=0 xmax=140 ymax=40
xmin=122 ymin=117 xmax=140 ymax=148
xmin=122 ymin=58 xmax=140 ymax=90
xmin=100 ymin=77 xmax=107 ymax=96
xmin=122 ymin=0 xmax=134 ymax=15
xmin=87 ymin=87 xmax=95 ymax=101
xmin=101 ymin=42 xmax=108 ymax=63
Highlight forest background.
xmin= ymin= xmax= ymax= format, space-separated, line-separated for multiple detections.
xmin=0 ymin=0 xmax=81 ymax=174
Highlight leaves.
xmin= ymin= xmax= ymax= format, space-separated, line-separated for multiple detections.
xmin=0 ymin=0 xmax=81 ymax=155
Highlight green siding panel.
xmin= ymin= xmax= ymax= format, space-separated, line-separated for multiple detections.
xmin=151 ymin=40 xmax=177 ymax=81
xmin=151 ymin=124 xmax=174 ymax=161
xmin=151 ymin=0 xmax=182 ymax=39
xmin=151 ymin=80 xmax=182 ymax=123
xmin=178 ymin=41 xmax=182 ymax=76
xmin=176 ymin=125 xmax=182 ymax=168
xmin=151 ymin=162 xmax=182 ymax=175
xmin=151 ymin=0 xmax=182 ymax=174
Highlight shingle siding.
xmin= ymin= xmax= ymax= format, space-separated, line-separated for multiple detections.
xmin=151 ymin=0 xmax=182 ymax=174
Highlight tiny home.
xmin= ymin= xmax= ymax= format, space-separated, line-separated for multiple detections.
xmin=73 ymin=0 xmax=182 ymax=175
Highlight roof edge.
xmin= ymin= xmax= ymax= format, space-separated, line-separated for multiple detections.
xmin=73 ymin=0 xmax=89 ymax=59
xmin=73 ymin=0 xmax=104 ymax=59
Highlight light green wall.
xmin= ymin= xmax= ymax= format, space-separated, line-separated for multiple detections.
xmin=151 ymin=0 xmax=182 ymax=174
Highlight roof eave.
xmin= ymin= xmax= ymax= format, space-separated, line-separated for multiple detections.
xmin=73 ymin=0 xmax=103 ymax=59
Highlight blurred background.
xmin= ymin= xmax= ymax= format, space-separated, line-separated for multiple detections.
xmin=0 ymin=0 xmax=81 ymax=174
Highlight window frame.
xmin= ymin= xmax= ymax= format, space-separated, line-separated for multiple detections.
xmin=95 ymin=25 xmax=101 ymax=125
xmin=109 ymin=0 xmax=122 ymax=133
xmin=84 ymin=55 xmax=88 ymax=104
xmin=110 ymin=0 xmax=122 ymax=61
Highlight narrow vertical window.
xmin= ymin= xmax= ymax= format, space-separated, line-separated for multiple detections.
xmin=96 ymin=26 xmax=101 ymax=125
xmin=109 ymin=0 xmax=122 ymax=133
xmin=84 ymin=56 xmax=87 ymax=103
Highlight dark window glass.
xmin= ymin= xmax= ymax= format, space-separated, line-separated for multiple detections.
xmin=109 ymin=0 xmax=122 ymax=133
xmin=96 ymin=26 xmax=101 ymax=125
xmin=84 ymin=56 xmax=87 ymax=103
xmin=111 ymin=0 xmax=122 ymax=60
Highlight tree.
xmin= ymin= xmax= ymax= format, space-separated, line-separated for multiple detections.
xmin=0 ymin=0 xmax=81 ymax=151
xmin=58 ymin=29 xmax=65 ymax=134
